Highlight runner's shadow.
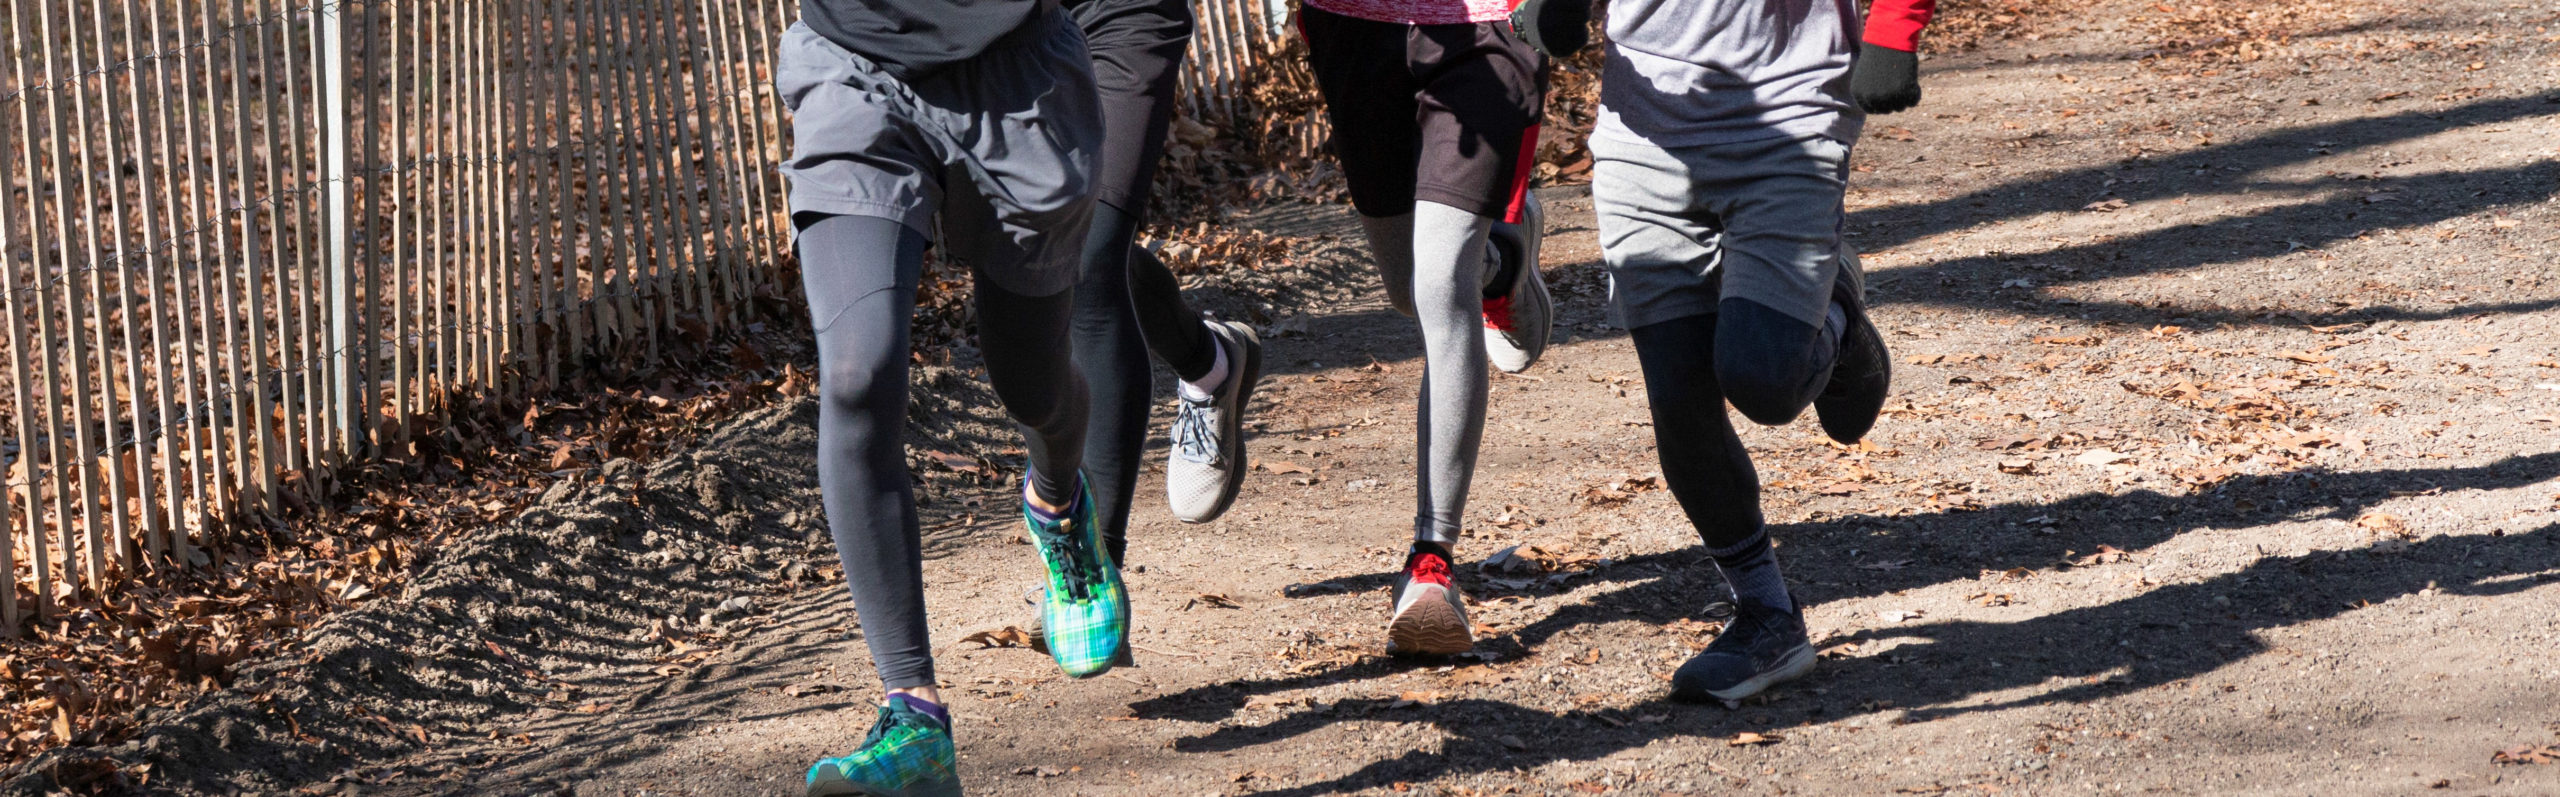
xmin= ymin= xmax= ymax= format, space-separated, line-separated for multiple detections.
xmin=1207 ymin=521 xmax=2560 ymax=796
xmin=1134 ymin=452 xmax=2560 ymax=727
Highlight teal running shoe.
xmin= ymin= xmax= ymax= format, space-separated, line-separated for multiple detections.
xmin=805 ymin=698 xmax=961 ymax=797
xmin=1025 ymin=477 xmax=1128 ymax=677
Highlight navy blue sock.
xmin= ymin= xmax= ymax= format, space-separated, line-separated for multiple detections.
xmin=1024 ymin=473 xmax=1081 ymax=524
xmin=1707 ymin=528 xmax=1793 ymax=612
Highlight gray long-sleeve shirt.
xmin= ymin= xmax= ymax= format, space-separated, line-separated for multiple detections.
xmin=1597 ymin=0 xmax=1867 ymax=147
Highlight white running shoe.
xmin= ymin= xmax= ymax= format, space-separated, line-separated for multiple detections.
xmin=1165 ymin=320 xmax=1263 ymax=523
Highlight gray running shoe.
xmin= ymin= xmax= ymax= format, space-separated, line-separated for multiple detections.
xmin=1386 ymin=548 xmax=1474 ymax=656
xmin=1166 ymin=320 xmax=1263 ymax=523
xmin=1482 ymin=190 xmax=1552 ymax=374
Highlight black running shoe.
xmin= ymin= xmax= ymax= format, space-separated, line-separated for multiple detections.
xmin=1671 ymin=601 xmax=1814 ymax=705
xmin=1814 ymin=254 xmax=1890 ymax=445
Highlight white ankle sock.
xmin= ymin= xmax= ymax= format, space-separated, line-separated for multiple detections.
xmin=1178 ymin=340 xmax=1229 ymax=403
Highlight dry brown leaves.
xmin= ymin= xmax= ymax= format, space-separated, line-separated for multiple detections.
xmin=1922 ymin=0 xmax=2082 ymax=51
xmin=2118 ymin=370 xmax=2373 ymax=484
xmin=2 ymin=318 xmax=818 ymax=769
xmin=2130 ymin=0 xmax=2362 ymax=68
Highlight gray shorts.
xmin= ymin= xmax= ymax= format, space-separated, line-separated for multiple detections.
xmin=1590 ymin=132 xmax=1855 ymax=330
xmin=776 ymin=13 xmax=1102 ymax=297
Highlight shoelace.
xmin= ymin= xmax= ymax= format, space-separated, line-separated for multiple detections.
xmin=1169 ymin=396 xmax=1219 ymax=464
xmin=1033 ymin=514 xmax=1099 ymax=602
xmin=859 ymin=705 xmax=897 ymax=750
xmin=1711 ymin=603 xmax=1796 ymax=654
xmin=1404 ymin=551 xmax=1453 ymax=586
xmin=1481 ymin=295 xmax=1516 ymax=332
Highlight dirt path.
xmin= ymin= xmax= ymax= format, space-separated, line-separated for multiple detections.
xmin=15 ymin=1 xmax=2560 ymax=794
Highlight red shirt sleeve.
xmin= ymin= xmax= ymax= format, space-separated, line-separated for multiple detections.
xmin=1862 ymin=0 xmax=1937 ymax=52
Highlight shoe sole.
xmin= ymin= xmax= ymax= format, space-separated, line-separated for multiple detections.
xmin=1026 ymin=615 xmax=1132 ymax=666
xmin=1387 ymin=587 xmax=1474 ymax=656
xmin=1703 ymin=642 xmax=1816 ymax=704
xmin=1815 ymin=255 xmax=1890 ymax=444
xmin=1174 ymin=321 xmax=1263 ymax=524
xmin=806 ymin=777 xmax=963 ymax=797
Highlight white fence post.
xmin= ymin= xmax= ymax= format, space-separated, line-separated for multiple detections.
xmin=322 ymin=0 xmax=356 ymax=456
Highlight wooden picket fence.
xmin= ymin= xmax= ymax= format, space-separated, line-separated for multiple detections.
xmin=0 ymin=0 xmax=1299 ymax=636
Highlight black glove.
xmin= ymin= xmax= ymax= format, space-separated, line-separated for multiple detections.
xmin=1850 ymin=42 xmax=1922 ymax=114
xmin=1506 ymin=0 xmax=1591 ymax=58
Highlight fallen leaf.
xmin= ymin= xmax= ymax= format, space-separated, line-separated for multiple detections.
xmin=1999 ymin=458 xmax=2038 ymax=474
xmin=2033 ymin=334 xmax=2102 ymax=347
xmin=1261 ymin=460 xmax=1313 ymax=475
xmin=958 ymin=627 xmax=1036 ymax=649
xmin=2075 ymin=449 xmax=2131 ymax=466
xmin=2492 ymin=744 xmax=2558 ymax=765
xmin=2070 ymin=545 xmax=2131 ymax=567
xmin=1728 ymin=731 xmax=1784 ymax=746
xmin=1245 ymin=694 xmax=1312 ymax=711
xmin=1183 ymin=593 xmax=1243 ymax=611
xmin=2354 ymin=512 xmax=2415 ymax=540
xmin=1878 ymin=609 xmax=1925 ymax=623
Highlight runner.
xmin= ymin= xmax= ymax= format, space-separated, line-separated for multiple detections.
xmin=773 ymin=3 xmax=1126 ymax=794
xmin=1298 ymin=0 xmax=1559 ymax=656
xmin=1065 ymin=0 xmax=1270 ymax=544
xmin=1022 ymin=0 xmax=1271 ymax=658
xmin=1530 ymin=0 xmax=1934 ymax=702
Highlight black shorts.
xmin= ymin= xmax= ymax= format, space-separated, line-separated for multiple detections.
xmin=1067 ymin=0 xmax=1194 ymax=211
xmin=1299 ymin=6 xmax=1547 ymax=223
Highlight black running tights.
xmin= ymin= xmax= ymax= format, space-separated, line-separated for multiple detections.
xmin=1075 ymin=200 xmax=1217 ymax=560
xmin=1628 ymin=298 xmax=1836 ymax=550
xmin=798 ymin=212 xmax=1088 ymax=689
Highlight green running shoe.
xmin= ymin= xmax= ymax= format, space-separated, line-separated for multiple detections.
xmin=805 ymin=698 xmax=961 ymax=797
xmin=1025 ymin=476 xmax=1128 ymax=678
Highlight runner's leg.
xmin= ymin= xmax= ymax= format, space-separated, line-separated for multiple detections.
xmin=797 ymin=212 xmax=937 ymax=690
xmin=1408 ymin=201 xmax=1491 ymax=546
xmin=1071 ymin=0 xmax=1200 ymax=553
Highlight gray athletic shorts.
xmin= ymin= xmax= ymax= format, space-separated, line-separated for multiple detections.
xmin=1590 ymin=132 xmax=1855 ymax=330
xmin=775 ymin=12 xmax=1102 ymax=297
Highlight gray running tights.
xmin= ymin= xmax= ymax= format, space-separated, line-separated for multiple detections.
xmin=1363 ymin=201 xmax=1492 ymax=546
